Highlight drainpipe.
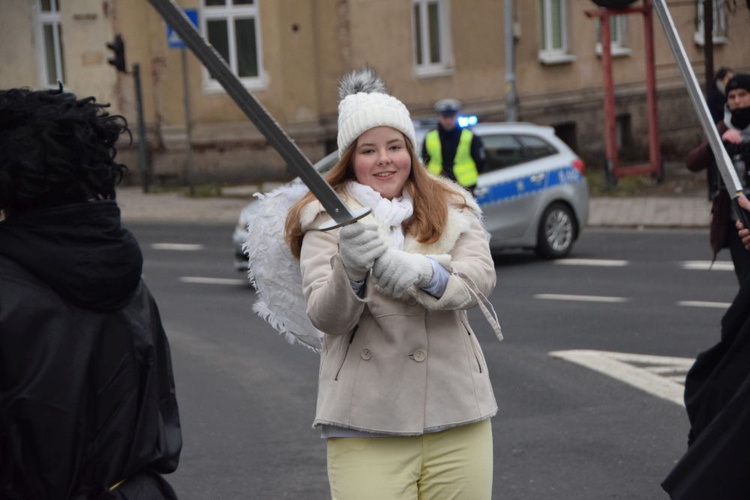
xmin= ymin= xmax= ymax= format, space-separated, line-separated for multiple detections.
xmin=504 ymin=0 xmax=519 ymax=121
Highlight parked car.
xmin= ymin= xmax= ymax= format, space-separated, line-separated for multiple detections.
xmin=233 ymin=121 xmax=588 ymax=270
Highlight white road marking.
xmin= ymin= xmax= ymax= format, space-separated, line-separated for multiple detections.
xmin=677 ymin=300 xmax=730 ymax=309
xmin=534 ymin=293 xmax=629 ymax=303
xmin=680 ymin=260 xmax=734 ymax=271
xmin=554 ymin=258 xmax=628 ymax=267
xmin=180 ymin=277 xmax=247 ymax=286
xmin=550 ymin=349 xmax=694 ymax=406
xmin=152 ymin=243 xmax=204 ymax=251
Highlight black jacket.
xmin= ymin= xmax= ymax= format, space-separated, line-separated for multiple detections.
xmin=0 ymin=202 xmax=181 ymax=499
xmin=662 ymin=278 xmax=750 ymax=499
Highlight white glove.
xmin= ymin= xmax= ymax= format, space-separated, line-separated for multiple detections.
xmin=372 ymin=249 xmax=434 ymax=298
xmin=338 ymin=222 xmax=387 ymax=281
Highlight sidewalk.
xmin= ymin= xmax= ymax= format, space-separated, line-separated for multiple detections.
xmin=116 ymin=184 xmax=711 ymax=228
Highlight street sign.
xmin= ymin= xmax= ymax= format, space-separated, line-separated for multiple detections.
xmin=166 ymin=8 xmax=198 ymax=49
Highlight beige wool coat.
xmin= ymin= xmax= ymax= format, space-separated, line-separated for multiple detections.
xmin=298 ymin=187 xmax=498 ymax=436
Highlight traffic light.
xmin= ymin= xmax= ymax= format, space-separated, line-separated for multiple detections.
xmin=106 ymin=34 xmax=126 ymax=73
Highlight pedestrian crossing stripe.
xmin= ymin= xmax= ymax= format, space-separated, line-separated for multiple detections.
xmin=549 ymin=349 xmax=694 ymax=407
xmin=680 ymin=260 xmax=734 ymax=271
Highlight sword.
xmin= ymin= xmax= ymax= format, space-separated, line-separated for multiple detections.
xmin=146 ymin=0 xmax=368 ymax=229
xmin=651 ymin=0 xmax=750 ymax=228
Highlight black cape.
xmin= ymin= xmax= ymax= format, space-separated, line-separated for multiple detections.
xmin=0 ymin=202 xmax=182 ymax=499
xmin=662 ymin=278 xmax=750 ymax=499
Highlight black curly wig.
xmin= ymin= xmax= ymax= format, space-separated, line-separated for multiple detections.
xmin=0 ymin=87 xmax=130 ymax=213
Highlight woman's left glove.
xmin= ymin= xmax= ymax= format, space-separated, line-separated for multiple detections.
xmin=338 ymin=222 xmax=387 ymax=281
xmin=372 ymin=249 xmax=434 ymax=298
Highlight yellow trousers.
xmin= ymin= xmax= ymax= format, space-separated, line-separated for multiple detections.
xmin=326 ymin=419 xmax=493 ymax=500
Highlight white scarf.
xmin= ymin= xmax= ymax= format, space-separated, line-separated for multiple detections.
xmin=345 ymin=182 xmax=413 ymax=249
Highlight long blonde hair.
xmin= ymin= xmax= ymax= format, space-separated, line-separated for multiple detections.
xmin=284 ymin=132 xmax=468 ymax=259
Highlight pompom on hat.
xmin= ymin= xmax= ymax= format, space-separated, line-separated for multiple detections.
xmin=336 ymin=67 xmax=416 ymax=158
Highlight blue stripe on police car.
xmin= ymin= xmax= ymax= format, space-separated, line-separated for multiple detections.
xmin=475 ymin=165 xmax=585 ymax=207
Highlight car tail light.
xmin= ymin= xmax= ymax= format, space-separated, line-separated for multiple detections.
xmin=572 ymin=158 xmax=586 ymax=175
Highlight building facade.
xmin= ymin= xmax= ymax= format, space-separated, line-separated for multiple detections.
xmin=1 ymin=0 xmax=748 ymax=186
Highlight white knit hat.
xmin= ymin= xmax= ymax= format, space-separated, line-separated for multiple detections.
xmin=337 ymin=67 xmax=416 ymax=157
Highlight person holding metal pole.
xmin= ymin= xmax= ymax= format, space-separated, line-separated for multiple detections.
xmin=686 ymin=73 xmax=750 ymax=284
xmin=281 ymin=67 xmax=501 ymax=500
xmin=0 ymin=87 xmax=181 ymax=498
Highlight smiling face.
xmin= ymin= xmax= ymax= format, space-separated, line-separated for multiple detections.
xmin=352 ymin=126 xmax=412 ymax=200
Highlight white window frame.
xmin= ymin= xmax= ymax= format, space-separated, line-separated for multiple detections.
xmin=694 ymin=0 xmax=728 ymax=46
xmin=201 ymin=0 xmax=266 ymax=93
xmin=595 ymin=15 xmax=632 ymax=57
xmin=35 ymin=0 xmax=65 ymax=87
xmin=538 ymin=0 xmax=576 ymax=65
xmin=411 ymin=0 xmax=454 ymax=78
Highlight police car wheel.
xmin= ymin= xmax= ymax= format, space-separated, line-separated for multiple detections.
xmin=536 ymin=202 xmax=576 ymax=259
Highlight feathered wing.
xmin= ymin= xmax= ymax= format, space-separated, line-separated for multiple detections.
xmin=244 ymin=183 xmax=324 ymax=353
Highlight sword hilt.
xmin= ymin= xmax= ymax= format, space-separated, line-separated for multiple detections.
xmin=317 ymin=207 xmax=372 ymax=232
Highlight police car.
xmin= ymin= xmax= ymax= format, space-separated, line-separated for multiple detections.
xmin=233 ymin=121 xmax=589 ymax=269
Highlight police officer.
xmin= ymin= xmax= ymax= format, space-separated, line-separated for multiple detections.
xmin=421 ymin=98 xmax=485 ymax=195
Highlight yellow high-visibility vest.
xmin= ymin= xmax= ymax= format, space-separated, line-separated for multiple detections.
xmin=425 ymin=129 xmax=479 ymax=187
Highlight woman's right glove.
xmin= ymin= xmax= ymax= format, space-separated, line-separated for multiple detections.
xmin=337 ymin=222 xmax=387 ymax=281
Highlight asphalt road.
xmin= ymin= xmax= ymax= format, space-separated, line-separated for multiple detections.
xmin=128 ymin=222 xmax=737 ymax=499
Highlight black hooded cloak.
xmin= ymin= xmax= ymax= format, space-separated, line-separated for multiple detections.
xmin=0 ymin=202 xmax=181 ymax=499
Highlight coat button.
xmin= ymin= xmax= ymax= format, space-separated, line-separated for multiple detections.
xmin=410 ymin=348 xmax=426 ymax=362
xmin=361 ymin=348 xmax=372 ymax=360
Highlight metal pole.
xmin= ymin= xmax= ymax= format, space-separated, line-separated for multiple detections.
xmin=146 ymin=0 xmax=363 ymax=227
xmin=643 ymin=0 xmax=662 ymax=181
xmin=652 ymin=0 xmax=749 ymax=226
xmin=503 ymin=0 xmax=518 ymax=121
xmin=703 ymin=0 xmax=714 ymax=97
xmin=601 ymin=10 xmax=619 ymax=187
xmin=181 ymin=48 xmax=194 ymax=196
xmin=132 ymin=63 xmax=150 ymax=193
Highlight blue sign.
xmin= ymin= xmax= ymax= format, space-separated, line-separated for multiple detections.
xmin=167 ymin=9 xmax=199 ymax=49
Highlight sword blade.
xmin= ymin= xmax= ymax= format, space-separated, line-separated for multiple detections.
xmin=651 ymin=0 xmax=744 ymax=196
xmin=147 ymin=0 xmax=358 ymax=225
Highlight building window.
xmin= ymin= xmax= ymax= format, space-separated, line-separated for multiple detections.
xmin=538 ymin=0 xmax=575 ymax=64
xmin=202 ymin=0 xmax=265 ymax=91
xmin=37 ymin=0 xmax=65 ymax=86
xmin=596 ymin=15 xmax=631 ymax=57
xmin=694 ymin=0 xmax=728 ymax=46
xmin=412 ymin=0 xmax=453 ymax=77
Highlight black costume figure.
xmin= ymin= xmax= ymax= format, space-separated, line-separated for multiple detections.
xmin=662 ymin=278 xmax=750 ymax=499
xmin=0 ymin=87 xmax=181 ymax=499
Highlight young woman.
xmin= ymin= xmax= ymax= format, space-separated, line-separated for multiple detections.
xmin=282 ymin=68 xmax=500 ymax=499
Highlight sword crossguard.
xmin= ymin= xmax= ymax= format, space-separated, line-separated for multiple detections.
xmin=317 ymin=207 xmax=372 ymax=232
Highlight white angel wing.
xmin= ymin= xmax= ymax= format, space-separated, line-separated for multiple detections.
xmin=244 ymin=182 xmax=324 ymax=353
